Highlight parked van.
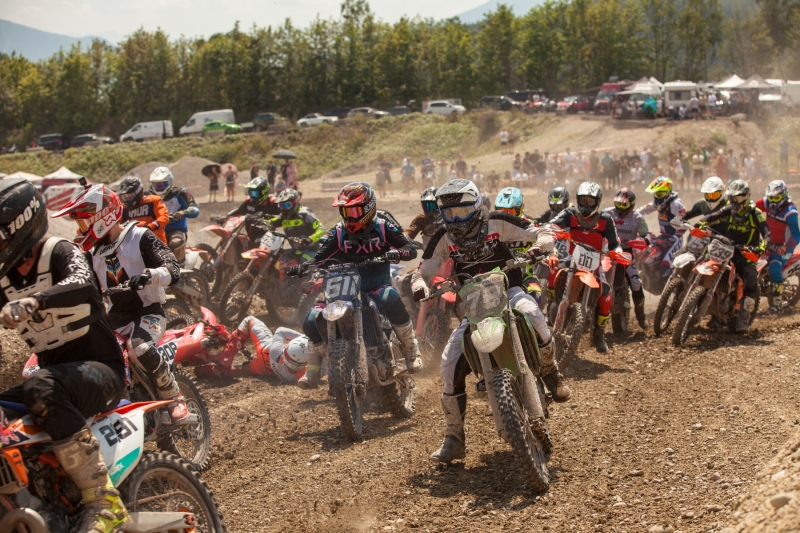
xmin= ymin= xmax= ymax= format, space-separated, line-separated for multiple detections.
xmin=179 ymin=109 xmax=236 ymax=136
xmin=760 ymin=79 xmax=789 ymax=106
xmin=787 ymin=81 xmax=800 ymax=108
xmin=664 ymin=81 xmax=697 ymax=110
xmin=594 ymin=80 xmax=633 ymax=114
xmin=119 ymin=121 xmax=174 ymax=142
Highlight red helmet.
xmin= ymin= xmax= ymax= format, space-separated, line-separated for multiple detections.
xmin=333 ymin=182 xmax=377 ymax=234
xmin=52 ymin=185 xmax=123 ymax=251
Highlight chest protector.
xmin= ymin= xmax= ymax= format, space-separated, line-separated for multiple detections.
xmin=567 ymin=215 xmax=607 ymax=251
xmin=1 ymin=238 xmax=94 ymax=352
xmin=656 ymin=194 xmax=679 ymax=236
xmin=765 ymin=203 xmax=796 ymax=245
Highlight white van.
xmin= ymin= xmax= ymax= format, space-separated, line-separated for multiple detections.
xmin=179 ymin=109 xmax=236 ymax=136
xmin=664 ymin=81 xmax=698 ymax=110
xmin=760 ymin=79 xmax=789 ymax=106
xmin=119 ymin=120 xmax=173 ymax=142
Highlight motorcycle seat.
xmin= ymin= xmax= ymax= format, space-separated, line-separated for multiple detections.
xmin=0 ymin=399 xmax=131 ymax=417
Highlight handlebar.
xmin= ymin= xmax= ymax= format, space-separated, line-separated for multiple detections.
xmin=103 ymin=282 xmax=133 ymax=297
xmin=289 ymin=255 xmax=392 ymax=278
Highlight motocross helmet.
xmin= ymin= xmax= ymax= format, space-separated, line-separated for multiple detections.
xmin=765 ymin=180 xmax=790 ymax=216
xmin=436 ymin=179 xmax=483 ymax=240
xmin=613 ymin=188 xmax=636 ymax=217
xmin=283 ymin=335 xmax=310 ymax=373
xmin=118 ymin=175 xmax=144 ymax=210
xmin=548 ymin=186 xmax=569 ymax=214
xmin=576 ymin=182 xmax=603 ymax=220
xmin=420 ymin=187 xmax=440 ymax=223
xmin=0 ymin=177 xmax=48 ymax=280
xmin=727 ymin=179 xmax=751 ymax=213
xmin=245 ymin=177 xmax=271 ymax=205
xmin=701 ymin=176 xmax=725 ymax=210
xmin=334 ymin=182 xmax=377 ymax=235
xmin=276 ymin=188 xmax=301 ymax=218
xmin=52 ymin=184 xmax=123 ymax=252
xmin=495 ymin=187 xmax=524 ymax=217
xmin=149 ymin=166 xmax=174 ymax=197
xmin=646 ymin=176 xmax=673 ymax=201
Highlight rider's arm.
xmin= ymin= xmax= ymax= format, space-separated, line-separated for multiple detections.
xmin=33 ymin=241 xmax=98 ymax=310
xmin=300 ymin=211 xmax=326 ymax=243
xmin=682 ymin=200 xmax=704 ymax=220
xmin=227 ymin=201 xmax=249 ymax=217
xmin=787 ymin=210 xmax=800 ymax=250
xmin=491 ymin=211 xmax=554 ymax=252
xmin=636 ymin=213 xmax=650 ymax=238
xmin=754 ymin=208 xmax=770 ymax=251
xmin=413 ymin=227 xmax=448 ymax=289
xmin=634 ymin=202 xmax=656 ymax=217
xmin=698 ymin=204 xmax=732 ymax=224
xmin=140 ymin=230 xmax=180 ymax=287
xmin=601 ymin=213 xmax=621 ymax=251
xmin=152 ymin=197 xmax=169 ymax=233
xmin=532 ymin=210 xmax=550 ymax=224
xmin=179 ymin=190 xmax=200 ymax=219
xmin=404 ymin=213 xmax=426 ymax=240
xmin=385 ymin=220 xmax=418 ymax=261
xmin=309 ymin=228 xmax=341 ymax=265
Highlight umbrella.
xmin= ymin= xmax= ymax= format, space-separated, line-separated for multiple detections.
xmin=221 ymin=163 xmax=238 ymax=175
xmin=272 ymin=149 xmax=297 ymax=160
xmin=201 ymin=164 xmax=221 ymax=177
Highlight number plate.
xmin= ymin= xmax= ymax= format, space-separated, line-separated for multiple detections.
xmin=572 ymin=245 xmax=601 ymax=273
xmin=324 ymin=268 xmax=361 ymax=301
xmin=687 ymin=235 xmax=710 ymax=254
xmin=707 ymin=239 xmax=734 ymax=262
xmin=458 ymin=272 xmax=507 ymax=324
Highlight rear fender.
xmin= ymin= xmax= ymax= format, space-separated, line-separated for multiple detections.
xmin=200 ymin=225 xmax=230 ymax=239
xmin=200 ymin=307 xmax=217 ymax=324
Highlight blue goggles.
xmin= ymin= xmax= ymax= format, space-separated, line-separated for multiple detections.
xmin=278 ymin=201 xmax=293 ymax=210
xmin=151 ymin=181 xmax=170 ymax=193
xmin=440 ymin=198 xmax=480 ymax=223
xmin=422 ymin=201 xmax=438 ymax=213
xmin=249 ymin=189 xmax=262 ymax=200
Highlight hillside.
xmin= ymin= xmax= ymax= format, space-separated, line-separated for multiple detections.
xmin=0 ymin=19 xmax=104 ymax=61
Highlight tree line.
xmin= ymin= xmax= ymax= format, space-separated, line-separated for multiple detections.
xmin=0 ymin=0 xmax=797 ymax=147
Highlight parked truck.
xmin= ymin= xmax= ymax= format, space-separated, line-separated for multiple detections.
xmin=179 ymin=109 xmax=236 ymax=136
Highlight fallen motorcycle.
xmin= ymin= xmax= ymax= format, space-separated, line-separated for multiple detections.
xmin=756 ymin=244 xmax=800 ymax=313
xmin=199 ymin=215 xmax=249 ymax=299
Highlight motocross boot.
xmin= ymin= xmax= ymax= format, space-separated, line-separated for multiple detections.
xmin=633 ymin=292 xmax=647 ymax=329
xmin=539 ymin=338 xmax=571 ymax=402
xmin=736 ymin=297 xmax=755 ymax=333
xmin=53 ymin=428 xmax=130 ymax=533
xmin=150 ymin=358 xmax=190 ymax=424
xmin=594 ymin=314 xmax=610 ymax=353
xmin=298 ymin=343 xmax=326 ymax=389
xmin=393 ymin=320 xmax=423 ymax=374
xmin=768 ymin=285 xmax=783 ymax=314
xmin=430 ymin=393 xmax=466 ymax=463
xmin=707 ymin=316 xmax=722 ymax=329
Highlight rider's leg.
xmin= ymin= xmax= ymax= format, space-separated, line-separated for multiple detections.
xmin=594 ymin=276 xmax=612 ymax=353
xmin=733 ymin=254 xmax=759 ymax=332
xmin=522 ymin=272 xmax=544 ymax=307
xmin=431 ymin=321 xmax=470 ymax=462
xmin=626 ymin=262 xmax=647 ymax=328
xmin=167 ymin=230 xmax=187 ymax=263
xmin=369 ymin=286 xmax=422 ymax=373
xmin=298 ymin=305 xmax=327 ymax=388
xmin=230 ymin=316 xmax=272 ymax=377
xmin=768 ymin=251 xmax=788 ymax=313
xmin=508 ymin=287 xmax=571 ymax=402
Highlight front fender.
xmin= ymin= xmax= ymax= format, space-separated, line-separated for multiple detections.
xmin=673 ymin=252 xmax=696 ymax=269
xmin=470 ymin=317 xmax=506 ymax=354
xmin=574 ymin=270 xmax=600 ymax=289
xmin=200 ymin=225 xmax=230 ymax=239
xmin=322 ymin=300 xmax=353 ymax=321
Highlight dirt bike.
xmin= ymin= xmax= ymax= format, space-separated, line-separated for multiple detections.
xmin=756 ymin=244 xmax=800 ymax=313
xmin=165 ymin=265 xmax=210 ymax=319
xmin=671 ymin=225 xmax=760 ymax=346
xmin=199 ymin=215 xmax=249 ymax=299
xmin=652 ymin=229 xmax=711 ymax=335
xmin=422 ymin=257 xmax=554 ymax=491
xmin=634 ymin=233 xmax=681 ymax=296
xmin=601 ymin=246 xmax=635 ymax=334
xmin=0 ymin=399 xmax=225 ymax=532
xmin=411 ymin=259 xmax=457 ymax=364
xmin=294 ymin=256 xmax=415 ymax=441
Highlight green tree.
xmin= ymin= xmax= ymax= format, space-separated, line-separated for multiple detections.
xmin=719 ymin=8 xmax=775 ymax=78
xmin=640 ymin=0 xmax=679 ymax=81
xmin=520 ymin=1 xmax=567 ymax=94
xmin=477 ymin=5 xmax=519 ymax=93
xmin=676 ymin=0 xmax=723 ymax=81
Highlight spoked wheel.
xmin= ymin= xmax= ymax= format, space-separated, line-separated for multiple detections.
xmin=380 ymin=373 xmax=415 ymax=419
xmin=493 ymin=369 xmax=549 ymax=492
xmin=330 ymin=339 xmax=364 ymax=441
xmin=219 ymin=271 xmax=255 ymax=326
xmin=176 ymin=272 xmax=210 ymax=312
xmin=119 ymin=452 xmax=226 ymax=533
xmin=653 ymin=277 xmax=683 ymax=336
xmin=419 ymin=308 xmax=450 ymax=364
xmin=156 ymin=368 xmax=212 ymax=471
xmin=166 ymin=314 xmax=196 ymax=330
xmin=554 ymin=303 xmax=584 ymax=368
xmin=671 ymin=286 xmax=706 ymax=346
xmin=611 ymin=286 xmax=630 ymax=335
xmin=163 ymin=298 xmax=192 ymax=321
xmin=783 ymin=273 xmax=800 ymax=308
xmin=264 ymin=276 xmax=304 ymax=326
xmin=193 ymin=243 xmax=218 ymax=291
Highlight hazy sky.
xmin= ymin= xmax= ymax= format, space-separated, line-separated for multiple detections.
xmin=2 ymin=0 xmax=486 ymax=42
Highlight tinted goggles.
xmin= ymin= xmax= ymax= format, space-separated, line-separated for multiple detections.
xmin=278 ymin=201 xmax=294 ymax=210
xmin=704 ymin=190 xmax=722 ymax=201
xmin=151 ymin=181 xmax=170 ymax=193
xmin=422 ymin=201 xmax=438 ymax=213
xmin=614 ymin=200 xmax=631 ymax=210
xmin=340 ymin=206 xmax=365 ymax=219
xmin=249 ymin=189 xmax=262 ymax=200
xmin=497 ymin=207 xmax=519 ymax=215
xmin=440 ymin=201 xmax=479 ymax=223
xmin=119 ymin=191 xmax=138 ymax=205
xmin=731 ymin=194 xmax=748 ymax=204
xmin=768 ymin=193 xmax=786 ymax=203
xmin=653 ymin=190 xmax=669 ymax=200
xmin=577 ymin=196 xmax=598 ymax=208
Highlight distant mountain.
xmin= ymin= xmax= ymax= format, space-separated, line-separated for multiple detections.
xmin=456 ymin=0 xmax=545 ymax=23
xmin=0 ymin=19 xmax=105 ymax=62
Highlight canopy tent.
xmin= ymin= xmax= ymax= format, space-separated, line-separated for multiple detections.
xmin=44 ymin=166 xmax=83 ymax=180
xmin=737 ymin=74 xmax=774 ymax=90
xmin=619 ymin=80 xmax=662 ymax=96
xmin=4 ymin=171 xmax=44 ymax=186
xmin=715 ymin=74 xmax=745 ymax=90
xmin=648 ymin=77 xmax=664 ymax=89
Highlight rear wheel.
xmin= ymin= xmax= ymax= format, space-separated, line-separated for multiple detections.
xmin=156 ymin=368 xmax=212 ymax=471
xmin=653 ymin=277 xmax=683 ymax=336
xmin=611 ymin=285 xmax=630 ymax=335
xmin=176 ymin=271 xmax=210 ymax=312
xmin=419 ymin=308 xmax=450 ymax=364
xmin=554 ymin=303 xmax=584 ymax=368
xmin=671 ymin=286 xmax=707 ymax=346
xmin=493 ymin=369 xmax=549 ymax=492
xmin=219 ymin=271 xmax=255 ymax=326
xmin=163 ymin=298 xmax=192 ymax=321
xmin=380 ymin=374 xmax=415 ymax=419
xmin=166 ymin=315 xmax=196 ymax=330
xmin=330 ymin=339 xmax=364 ymax=441
xmin=193 ymin=244 xmax=217 ymax=286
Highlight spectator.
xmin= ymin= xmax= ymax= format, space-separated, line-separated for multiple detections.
xmin=275 ymin=177 xmax=286 ymax=193
xmin=691 ymin=150 xmax=703 ymax=190
xmin=589 ymin=150 xmax=599 ymax=180
xmin=225 ymin=164 xmax=239 ymax=202
xmin=609 ymin=155 xmax=621 ymax=188
xmin=639 ymin=147 xmax=650 ymax=169
xmin=455 ymin=154 xmax=468 ymax=178
xmin=780 ymin=139 xmax=789 ymax=175
xmin=629 ymin=158 xmax=643 ymax=186
xmin=401 ymin=156 xmax=416 ymax=194
xmin=535 ymin=151 xmax=547 ymax=178
xmin=679 ymin=104 xmax=687 ymax=120
xmin=677 ymin=147 xmax=690 ymax=184
xmin=563 ymin=147 xmax=576 ymax=173
xmin=487 ymin=170 xmax=500 ymax=193
xmin=727 ymin=149 xmax=739 ymax=180
xmin=715 ymin=149 xmax=728 ymax=181
xmin=508 ymin=131 xmax=515 ymax=152
xmin=266 ymin=160 xmax=277 ymax=190
xmin=438 ymin=158 xmax=449 ymax=185
xmin=375 ymin=170 xmax=386 ymax=198
xmin=285 ymin=160 xmax=298 ymax=191
xmin=503 ymin=170 xmax=513 ymax=188
xmin=601 ymin=151 xmax=613 ymax=187
xmin=743 ymin=152 xmax=756 ymax=180
xmin=500 ymin=130 xmax=509 ymax=154
xmin=512 ymin=153 xmax=523 ymax=176
xmin=207 ymin=164 xmax=220 ymax=202
xmin=690 ymin=94 xmax=700 ymax=119
xmin=708 ymin=92 xmax=717 ymax=117
xmin=379 ymin=156 xmax=394 ymax=195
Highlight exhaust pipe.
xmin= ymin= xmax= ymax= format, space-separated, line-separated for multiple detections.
xmin=0 ymin=508 xmax=48 ymax=533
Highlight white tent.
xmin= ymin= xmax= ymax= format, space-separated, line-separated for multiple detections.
xmin=4 ymin=171 xmax=44 ymax=186
xmin=737 ymin=74 xmax=774 ymax=90
xmin=715 ymin=75 xmax=745 ymax=90
xmin=619 ymin=80 xmax=662 ymax=96
xmin=44 ymin=166 xmax=83 ymax=180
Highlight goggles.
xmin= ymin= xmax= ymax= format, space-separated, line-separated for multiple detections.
xmin=704 ymin=190 xmax=722 ymax=201
xmin=340 ymin=206 xmax=365 ymax=219
xmin=730 ymin=194 xmax=748 ymax=205
xmin=577 ymin=196 xmax=598 ymax=208
xmin=278 ymin=201 xmax=294 ymax=210
xmin=440 ymin=198 xmax=480 ymax=223
xmin=118 ymin=191 xmax=138 ymax=205
xmin=497 ymin=207 xmax=519 ymax=215
xmin=67 ymin=206 xmax=101 ymax=234
xmin=768 ymin=193 xmax=786 ymax=204
xmin=422 ymin=201 xmax=438 ymax=213
xmin=653 ymin=190 xmax=669 ymax=200
xmin=151 ymin=181 xmax=170 ymax=193
xmin=248 ymin=189 xmax=263 ymax=200
xmin=614 ymin=200 xmax=631 ymax=210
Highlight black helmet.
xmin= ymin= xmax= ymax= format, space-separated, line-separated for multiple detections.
xmin=613 ymin=187 xmax=636 ymax=216
xmin=276 ymin=188 xmax=301 ymax=218
xmin=245 ymin=177 xmax=271 ymax=205
xmin=118 ymin=175 xmax=144 ymax=210
xmin=0 ymin=178 xmax=48 ymax=279
xmin=436 ymin=179 xmax=483 ymax=241
xmin=576 ymin=182 xmax=603 ymax=220
xmin=727 ymin=179 xmax=751 ymax=212
xmin=548 ymin=186 xmax=569 ymax=213
xmin=420 ymin=186 xmax=439 ymax=222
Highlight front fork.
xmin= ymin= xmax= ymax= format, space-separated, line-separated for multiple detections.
xmin=553 ymin=268 xmax=576 ymax=331
xmin=327 ymin=302 xmax=369 ymax=386
xmin=245 ymin=259 xmax=272 ymax=301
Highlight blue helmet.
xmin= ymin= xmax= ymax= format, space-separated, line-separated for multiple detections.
xmin=495 ymin=187 xmax=524 ymax=217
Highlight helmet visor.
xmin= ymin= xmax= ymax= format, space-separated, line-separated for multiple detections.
xmin=440 ymin=202 xmax=478 ymax=223
xmin=768 ymin=193 xmax=786 ymax=204
xmin=704 ymin=190 xmax=722 ymax=202
xmin=422 ymin=201 xmax=438 ymax=214
xmin=278 ymin=201 xmax=293 ymax=211
xmin=577 ymin=196 xmax=599 ymax=208
xmin=151 ymin=180 xmax=170 ymax=193
xmin=249 ymin=189 xmax=262 ymax=200
xmin=118 ymin=191 xmax=138 ymax=205
xmin=340 ymin=206 xmax=365 ymax=219
xmin=731 ymin=194 xmax=748 ymax=205
xmin=497 ymin=207 xmax=519 ymax=216
xmin=653 ymin=190 xmax=669 ymax=200
xmin=614 ymin=200 xmax=631 ymax=210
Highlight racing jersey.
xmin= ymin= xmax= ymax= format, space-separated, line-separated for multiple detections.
xmin=266 ymin=327 xmax=306 ymax=383
xmin=160 ymin=187 xmax=200 ymax=233
xmin=266 ymin=207 xmax=325 ymax=250
xmin=414 ymin=212 xmax=554 ymax=289
xmin=404 ymin=213 xmax=442 ymax=248
xmin=699 ymin=203 xmax=769 ymax=252
xmin=755 ymin=198 xmax=800 ymax=250
xmin=636 ymin=193 xmax=686 ymax=237
xmin=228 ymin=196 xmax=281 ymax=242
xmin=683 ymin=199 xmax=729 ymax=230
xmin=312 ymin=216 xmax=417 ymax=293
xmin=533 ymin=209 xmax=559 ymax=224
xmin=549 ymin=207 xmax=620 ymax=253
xmin=122 ymin=193 xmax=169 ymax=244
xmin=602 ymin=207 xmax=649 ymax=249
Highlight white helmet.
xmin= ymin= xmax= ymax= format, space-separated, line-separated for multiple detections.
xmin=701 ymin=176 xmax=725 ymax=210
xmin=149 ymin=166 xmax=174 ymax=197
xmin=283 ymin=336 xmax=310 ymax=372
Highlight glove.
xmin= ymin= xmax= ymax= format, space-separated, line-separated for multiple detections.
xmin=546 ymin=254 xmax=560 ymax=269
xmin=128 ymin=271 xmax=152 ymax=291
xmin=413 ymin=287 xmax=429 ymax=302
xmin=288 ymin=263 xmax=309 ymax=277
xmin=527 ymin=245 xmax=546 ymax=260
xmin=775 ymin=245 xmax=788 ymax=255
xmin=298 ymin=237 xmax=313 ymax=247
xmin=245 ymin=213 xmax=261 ymax=222
xmin=171 ymin=211 xmax=185 ymax=221
xmin=0 ymin=297 xmax=39 ymax=328
xmin=385 ymin=250 xmax=401 ymax=263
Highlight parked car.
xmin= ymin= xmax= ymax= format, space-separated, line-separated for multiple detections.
xmin=505 ymin=89 xmax=547 ymax=103
xmin=593 ymin=81 xmax=633 ymax=114
xmin=423 ymin=100 xmax=467 ymax=116
xmin=385 ymin=106 xmax=411 ymax=116
xmin=202 ymin=120 xmax=243 ymax=135
xmin=180 ymin=109 xmax=236 ymax=136
xmin=296 ymin=113 xmax=339 ymax=127
xmin=323 ymin=107 xmax=352 ymax=119
xmin=556 ymin=95 xmax=592 ymax=115
xmin=119 ymin=120 xmax=173 ymax=142
xmin=71 ymin=133 xmax=114 ymax=148
xmin=252 ymin=112 xmax=287 ymax=131
xmin=478 ymin=95 xmax=521 ymax=111
xmin=36 ymin=133 xmax=70 ymax=151
xmin=347 ymin=107 xmax=390 ymax=119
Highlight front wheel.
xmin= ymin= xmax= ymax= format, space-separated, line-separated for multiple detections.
xmin=119 ymin=452 xmax=226 ymax=533
xmin=156 ymin=368 xmax=212 ymax=471
xmin=611 ymin=285 xmax=630 ymax=335
xmin=219 ymin=271 xmax=255 ymax=326
xmin=419 ymin=308 xmax=450 ymax=364
xmin=380 ymin=374 xmax=415 ymax=419
xmin=783 ymin=272 xmax=800 ymax=307
xmin=671 ymin=286 xmax=707 ymax=346
xmin=653 ymin=277 xmax=683 ymax=336
xmin=330 ymin=339 xmax=364 ymax=441
xmin=493 ymin=369 xmax=549 ymax=492
xmin=553 ymin=303 xmax=584 ymax=368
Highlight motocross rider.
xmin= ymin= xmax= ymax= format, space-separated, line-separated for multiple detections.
xmin=0 ymin=177 xmax=131 ymax=533
xmin=54 ymin=185 xmax=190 ymax=424
xmin=149 ymin=166 xmax=200 ymax=264
xmin=549 ymin=182 xmax=623 ymax=353
xmin=672 ymin=176 xmax=729 ymax=256
xmin=755 ymin=180 xmax=800 ymax=313
xmin=118 ymin=175 xmax=169 ymax=244
xmin=291 ymin=182 xmax=422 ymax=390
xmin=411 ymin=179 xmax=568 ymax=464
xmin=696 ymin=179 xmax=769 ymax=331
xmin=266 ymin=188 xmax=325 ymax=261
xmin=635 ymin=176 xmax=687 ymax=279
xmin=494 ymin=186 xmax=555 ymax=306
xmin=227 ymin=176 xmax=281 ymax=244
xmin=533 ymin=186 xmax=570 ymax=224
xmin=602 ymin=188 xmax=651 ymax=329
xmin=398 ymin=187 xmax=444 ymax=311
